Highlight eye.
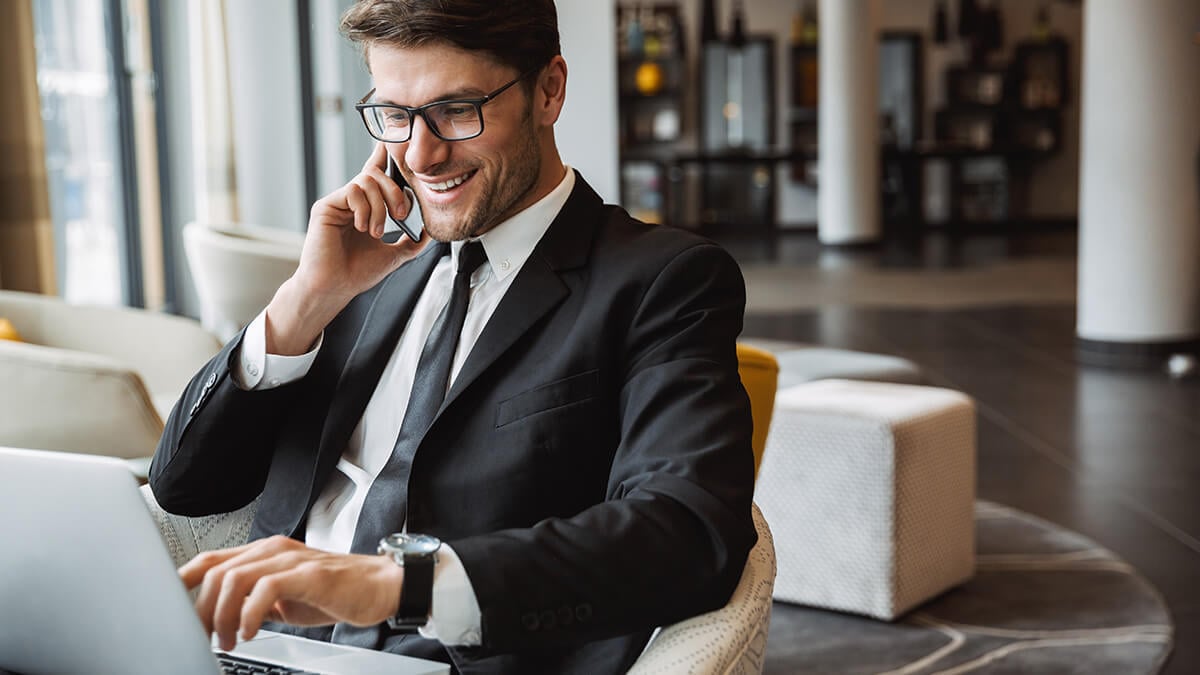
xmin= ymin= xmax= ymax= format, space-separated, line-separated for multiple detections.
xmin=383 ymin=109 xmax=411 ymax=126
xmin=439 ymin=104 xmax=476 ymax=119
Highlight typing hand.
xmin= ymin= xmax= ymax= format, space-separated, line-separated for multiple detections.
xmin=179 ymin=535 xmax=403 ymax=651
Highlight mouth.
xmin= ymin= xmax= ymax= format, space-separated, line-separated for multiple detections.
xmin=422 ymin=169 xmax=478 ymax=194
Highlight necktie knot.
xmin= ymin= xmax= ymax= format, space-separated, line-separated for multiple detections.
xmin=457 ymin=240 xmax=487 ymax=277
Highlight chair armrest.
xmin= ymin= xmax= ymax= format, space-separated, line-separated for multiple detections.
xmin=0 ymin=341 xmax=163 ymax=459
xmin=628 ymin=503 xmax=776 ymax=675
xmin=0 ymin=290 xmax=222 ymax=402
xmin=139 ymin=484 xmax=259 ymax=569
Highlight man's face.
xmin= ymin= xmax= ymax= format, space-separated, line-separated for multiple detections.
xmin=368 ymin=43 xmax=545 ymax=242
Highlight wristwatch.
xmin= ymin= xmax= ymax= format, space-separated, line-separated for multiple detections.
xmin=378 ymin=533 xmax=441 ymax=631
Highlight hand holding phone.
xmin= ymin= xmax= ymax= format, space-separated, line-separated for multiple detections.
xmin=382 ymin=157 xmax=424 ymax=244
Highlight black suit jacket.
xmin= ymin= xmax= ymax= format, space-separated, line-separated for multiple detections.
xmin=151 ymin=174 xmax=756 ymax=674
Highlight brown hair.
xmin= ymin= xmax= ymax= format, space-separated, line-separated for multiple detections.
xmin=340 ymin=0 xmax=561 ymax=78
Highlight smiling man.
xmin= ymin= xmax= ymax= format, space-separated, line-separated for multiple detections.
xmin=149 ymin=1 xmax=756 ymax=673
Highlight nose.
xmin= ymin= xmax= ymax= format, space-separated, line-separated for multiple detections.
xmin=404 ymin=113 xmax=451 ymax=175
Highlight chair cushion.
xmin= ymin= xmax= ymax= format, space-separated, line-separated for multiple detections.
xmin=774 ymin=348 xmax=923 ymax=388
xmin=738 ymin=338 xmax=923 ymax=387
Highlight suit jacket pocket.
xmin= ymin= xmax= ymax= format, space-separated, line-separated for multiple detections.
xmin=495 ymin=369 xmax=600 ymax=428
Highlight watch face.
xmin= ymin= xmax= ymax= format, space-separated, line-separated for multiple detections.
xmin=381 ymin=533 xmax=442 ymax=555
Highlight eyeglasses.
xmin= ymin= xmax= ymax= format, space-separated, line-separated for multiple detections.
xmin=355 ymin=67 xmax=539 ymax=143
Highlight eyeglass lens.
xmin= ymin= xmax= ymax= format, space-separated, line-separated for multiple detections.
xmin=363 ymin=102 xmax=482 ymax=142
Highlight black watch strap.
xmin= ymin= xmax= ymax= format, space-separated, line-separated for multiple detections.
xmin=387 ymin=552 xmax=435 ymax=631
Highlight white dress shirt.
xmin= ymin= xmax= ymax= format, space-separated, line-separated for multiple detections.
xmin=232 ymin=167 xmax=575 ymax=645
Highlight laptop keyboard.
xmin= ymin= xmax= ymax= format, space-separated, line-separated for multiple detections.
xmin=216 ymin=652 xmax=322 ymax=674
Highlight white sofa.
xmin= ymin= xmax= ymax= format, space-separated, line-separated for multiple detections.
xmin=0 ymin=291 xmax=222 ymax=474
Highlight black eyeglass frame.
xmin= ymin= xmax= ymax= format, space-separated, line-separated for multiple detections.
xmin=355 ymin=67 xmax=541 ymax=143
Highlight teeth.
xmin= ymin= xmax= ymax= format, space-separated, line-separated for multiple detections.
xmin=428 ymin=172 xmax=472 ymax=192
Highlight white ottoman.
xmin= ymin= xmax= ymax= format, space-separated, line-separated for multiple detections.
xmin=754 ymin=379 xmax=976 ymax=620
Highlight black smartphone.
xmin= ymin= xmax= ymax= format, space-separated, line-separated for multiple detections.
xmin=382 ymin=156 xmax=423 ymax=244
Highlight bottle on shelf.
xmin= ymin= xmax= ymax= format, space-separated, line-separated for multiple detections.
xmin=626 ymin=5 xmax=645 ymax=59
xmin=933 ymin=0 xmax=950 ymax=45
xmin=790 ymin=2 xmax=804 ymax=45
xmin=730 ymin=0 xmax=747 ymax=49
xmin=642 ymin=6 xmax=663 ymax=58
xmin=800 ymin=0 xmax=818 ymax=45
xmin=1032 ymin=3 xmax=1051 ymax=41
xmin=700 ymin=0 xmax=720 ymax=44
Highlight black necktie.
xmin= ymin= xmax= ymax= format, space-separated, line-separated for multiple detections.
xmin=333 ymin=240 xmax=487 ymax=648
xmin=349 ymin=239 xmax=488 ymax=554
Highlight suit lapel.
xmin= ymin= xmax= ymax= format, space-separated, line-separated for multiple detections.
xmin=314 ymin=242 xmax=448 ymax=472
xmin=438 ymin=174 xmax=604 ymax=414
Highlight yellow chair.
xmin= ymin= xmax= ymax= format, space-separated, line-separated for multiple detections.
xmin=737 ymin=342 xmax=779 ymax=477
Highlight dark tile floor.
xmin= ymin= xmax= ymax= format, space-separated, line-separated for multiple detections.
xmin=723 ymin=231 xmax=1199 ymax=674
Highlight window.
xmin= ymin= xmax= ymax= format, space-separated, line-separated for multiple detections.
xmin=31 ymin=0 xmax=136 ymax=305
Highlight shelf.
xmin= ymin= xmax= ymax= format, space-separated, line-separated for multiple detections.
xmin=620 ymin=92 xmax=684 ymax=102
xmin=622 ymin=145 xmax=1054 ymax=165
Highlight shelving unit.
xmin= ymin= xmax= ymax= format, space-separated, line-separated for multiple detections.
xmin=615 ymin=3 xmax=1074 ymax=234
xmin=616 ymin=3 xmax=687 ymax=224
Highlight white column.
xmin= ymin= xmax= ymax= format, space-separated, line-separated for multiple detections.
xmin=1076 ymin=0 xmax=1200 ymax=350
xmin=556 ymin=0 xmax=620 ymax=204
xmin=817 ymin=0 xmax=881 ymax=245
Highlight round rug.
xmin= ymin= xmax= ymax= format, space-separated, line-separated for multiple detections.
xmin=764 ymin=501 xmax=1174 ymax=674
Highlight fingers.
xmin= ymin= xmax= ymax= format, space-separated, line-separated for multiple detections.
xmin=185 ymin=539 xmax=406 ymax=652
xmin=188 ymin=536 xmax=301 ymax=647
xmin=212 ymin=554 xmax=308 ymax=649
xmin=345 ymin=179 xmax=387 ymax=237
xmin=238 ymin=568 xmax=330 ymax=639
xmin=179 ymin=543 xmax=253 ymax=590
xmin=320 ymin=144 xmax=411 ymax=241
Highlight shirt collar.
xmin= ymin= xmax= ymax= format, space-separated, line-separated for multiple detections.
xmin=450 ymin=166 xmax=575 ymax=282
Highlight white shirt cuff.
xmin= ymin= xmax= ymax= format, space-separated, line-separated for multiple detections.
xmin=418 ymin=544 xmax=482 ymax=646
xmin=232 ymin=310 xmax=322 ymax=390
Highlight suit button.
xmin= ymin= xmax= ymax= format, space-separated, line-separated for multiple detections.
xmin=521 ymin=612 xmax=540 ymax=632
xmin=539 ymin=610 xmax=556 ymax=630
xmin=557 ymin=606 xmax=574 ymax=626
xmin=575 ymin=604 xmax=592 ymax=622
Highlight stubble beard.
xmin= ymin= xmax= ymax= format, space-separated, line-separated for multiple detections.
xmin=419 ymin=109 xmax=542 ymax=242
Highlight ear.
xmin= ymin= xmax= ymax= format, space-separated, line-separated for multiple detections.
xmin=533 ymin=55 xmax=568 ymax=126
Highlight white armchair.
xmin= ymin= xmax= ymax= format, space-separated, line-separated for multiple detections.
xmin=0 ymin=291 xmax=222 ymax=474
xmin=629 ymin=503 xmax=775 ymax=674
xmin=139 ymin=484 xmax=775 ymax=675
xmin=183 ymin=221 xmax=304 ymax=341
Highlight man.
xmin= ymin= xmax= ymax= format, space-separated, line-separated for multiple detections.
xmin=150 ymin=1 xmax=756 ymax=672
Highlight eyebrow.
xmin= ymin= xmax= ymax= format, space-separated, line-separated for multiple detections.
xmin=373 ymin=86 xmax=491 ymax=107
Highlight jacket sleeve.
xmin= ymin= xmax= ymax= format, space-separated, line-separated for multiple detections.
xmin=449 ymin=242 xmax=757 ymax=652
xmin=149 ymin=329 xmax=306 ymax=516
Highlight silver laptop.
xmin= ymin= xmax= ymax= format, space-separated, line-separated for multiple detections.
xmin=0 ymin=446 xmax=449 ymax=675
